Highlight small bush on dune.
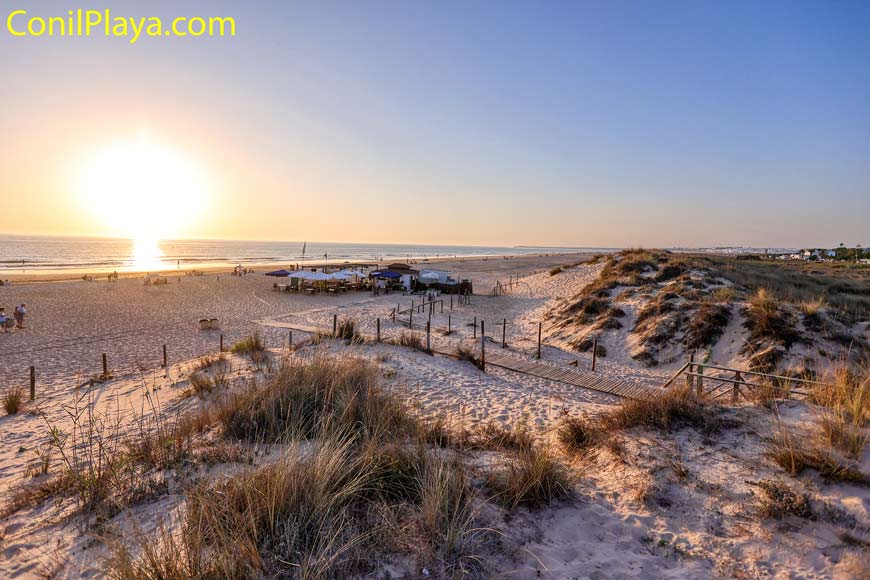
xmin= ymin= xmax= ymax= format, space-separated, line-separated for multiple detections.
xmin=742 ymin=288 xmax=803 ymax=349
xmin=455 ymin=344 xmax=483 ymax=370
xmin=3 ymin=387 xmax=24 ymax=415
xmin=753 ymin=479 xmax=813 ymax=519
xmin=189 ymin=372 xmax=214 ymax=397
xmin=219 ymin=356 xmax=416 ymax=442
xmin=486 ymin=445 xmax=572 ymax=510
xmin=231 ymin=331 xmax=265 ymax=355
xmin=549 ymin=266 xmax=564 ymax=276
xmin=684 ymin=303 xmax=731 ymax=351
xmin=471 ymin=421 xmax=533 ymax=451
xmin=767 ymin=423 xmax=868 ymax=484
xmin=335 ymin=318 xmax=363 ymax=343
xmin=598 ymin=387 xmax=720 ymax=435
xmin=557 ymin=415 xmax=599 ymax=452
xmin=392 ymin=330 xmax=427 ymax=352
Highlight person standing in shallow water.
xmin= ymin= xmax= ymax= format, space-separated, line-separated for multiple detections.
xmin=14 ymin=303 xmax=26 ymax=328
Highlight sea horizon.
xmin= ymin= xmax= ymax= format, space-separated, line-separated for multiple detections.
xmin=0 ymin=233 xmax=617 ymax=275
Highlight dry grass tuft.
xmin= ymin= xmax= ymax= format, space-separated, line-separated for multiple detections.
xmin=742 ymin=288 xmax=803 ymax=353
xmin=391 ymin=330 xmax=427 ymax=352
xmin=598 ymin=387 xmax=721 ymax=435
xmin=557 ymin=415 xmax=599 ymax=452
xmin=486 ymin=445 xmax=572 ymax=510
xmin=231 ymin=331 xmax=265 ymax=356
xmin=767 ymin=423 xmax=868 ymax=484
xmin=470 ymin=421 xmax=533 ymax=451
xmin=335 ymin=318 xmax=363 ymax=344
xmin=455 ymin=344 xmax=483 ymax=369
xmin=219 ymin=355 xmax=416 ymax=442
xmin=3 ymin=386 xmax=24 ymax=415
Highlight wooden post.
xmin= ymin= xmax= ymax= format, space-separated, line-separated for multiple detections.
xmin=428 ymin=310 xmax=432 ymax=327
xmin=426 ymin=321 xmax=431 ymax=353
xmin=480 ymin=320 xmax=486 ymax=372
xmin=473 ymin=316 xmax=477 ymax=339
xmin=502 ymin=318 xmax=507 ymax=348
xmin=333 ymin=314 xmax=337 ymax=336
xmin=409 ymin=308 xmax=413 ymax=329
xmin=450 ymin=295 xmax=453 ymax=310
xmin=440 ymin=300 xmax=443 ymax=313
xmin=162 ymin=344 xmax=168 ymax=368
xmin=29 ymin=366 xmax=35 ymax=400
xmin=220 ymin=334 xmax=224 ymax=353
xmin=376 ymin=318 xmax=381 ymax=342
xmin=537 ymin=322 xmax=542 ymax=360
xmin=732 ymin=372 xmax=742 ymax=404
xmin=102 ymin=353 xmax=108 ymax=375
xmin=592 ymin=338 xmax=598 ymax=371
xmin=448 ymin=315 xmax=451 ymax=334
xmin=686 ymin=352 xmax=695 ymax=389
xmin=289 ymin=330 xmax=293 ymax=349
xmin=696 ymin=365 xmax=704 ymax=396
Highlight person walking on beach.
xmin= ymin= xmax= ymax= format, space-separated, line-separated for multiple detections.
xmin=0 ymin=308 xmax=8 ymax=333
xmin=14 ymin=303 xmax=26 ymax=328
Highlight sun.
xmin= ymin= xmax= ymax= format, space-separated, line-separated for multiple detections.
xmin=77 ymin=136 xmax=209 ymax=240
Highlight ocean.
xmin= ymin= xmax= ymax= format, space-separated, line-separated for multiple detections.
xmin=0 ymin=235 xmax=609 ymax=275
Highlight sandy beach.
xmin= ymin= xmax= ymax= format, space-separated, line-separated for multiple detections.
xmin=1 ymin=252 xmax=868 ymax=579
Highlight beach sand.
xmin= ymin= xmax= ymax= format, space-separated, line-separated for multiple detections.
xmin=1 ymin=252 xmax=868 ymax=579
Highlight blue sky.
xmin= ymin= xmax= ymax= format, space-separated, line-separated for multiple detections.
xmin=1 ymin=0 xmax=868 ymax=247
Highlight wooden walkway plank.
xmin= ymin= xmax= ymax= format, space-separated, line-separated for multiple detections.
xmin=485 ymin=352 xmax=659 ymax=400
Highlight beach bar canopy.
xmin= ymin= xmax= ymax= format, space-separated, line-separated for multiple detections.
xmin=266 ymin=269 xmax=293 ymax=277
xmin=370 ymin=271 xmax=401 ymax=279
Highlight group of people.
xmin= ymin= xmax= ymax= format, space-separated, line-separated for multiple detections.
xmin=0 ymin=303 xmax=27 ymax=333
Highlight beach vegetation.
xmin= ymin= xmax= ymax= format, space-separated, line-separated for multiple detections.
xmin=230 ymin=331 xmax=265 ymax=356
xmin=485 ymin=445 xmax=572 ymax=510
xmin=3 ymin=387 xmax=24 ymax=415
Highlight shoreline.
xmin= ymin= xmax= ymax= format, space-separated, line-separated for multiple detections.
xmin=0 ymin=250 xmax=599 ymax=284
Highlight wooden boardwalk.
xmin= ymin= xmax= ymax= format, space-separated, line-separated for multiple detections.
xmin=484 ymin=351 xmax=660 ymax=400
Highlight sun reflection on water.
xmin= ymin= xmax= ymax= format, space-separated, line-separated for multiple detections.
xmin=131 ymin=237 xmax=164 ymax=271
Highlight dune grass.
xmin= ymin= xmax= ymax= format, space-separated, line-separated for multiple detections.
xmin=3 ymin=386 xmax=24 ymax=415
xmin=110 ymin=355 xmax=497 ymax=579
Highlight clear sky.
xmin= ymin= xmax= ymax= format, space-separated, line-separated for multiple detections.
xmin=1 ymin=0 xmax=868 ymax=248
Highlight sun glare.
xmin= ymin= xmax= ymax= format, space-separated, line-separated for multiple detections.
xmin=77 ymin=137 xmax=209 ymax=240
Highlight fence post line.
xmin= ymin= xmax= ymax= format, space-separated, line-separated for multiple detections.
xmin=376 ymin=318 xmax=381 ymax=342
xmin=592 ymin=338 xmax=598 ymax=371
xmin=426 ymin=321 xmax=431 ymax=353
xmin=162 ymin=344 xmax=168 ymax=368
xmin=697 ymin=365 xmax=704 ymax=396
xmin=502 ymin=318 xmax=507 ymax=348
xmin=480 ymin=320 xmax=486 ymax=372
xmin=29 ymin=366 xmax=36 ymax=400
xmin=102 ymin=353 xmax=108 ymax=375
xmin=537 ymin=322 xmax=542 ymax=360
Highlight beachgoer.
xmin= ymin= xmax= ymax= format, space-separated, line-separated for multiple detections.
xmin=0 ymin=308 xmax=8 ymax=333
xmin=14 ymin=304 xmax=26 ymax=328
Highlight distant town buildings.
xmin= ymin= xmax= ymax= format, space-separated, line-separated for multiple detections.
xmin=777 ymin=245 xmax=868 ymax=262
